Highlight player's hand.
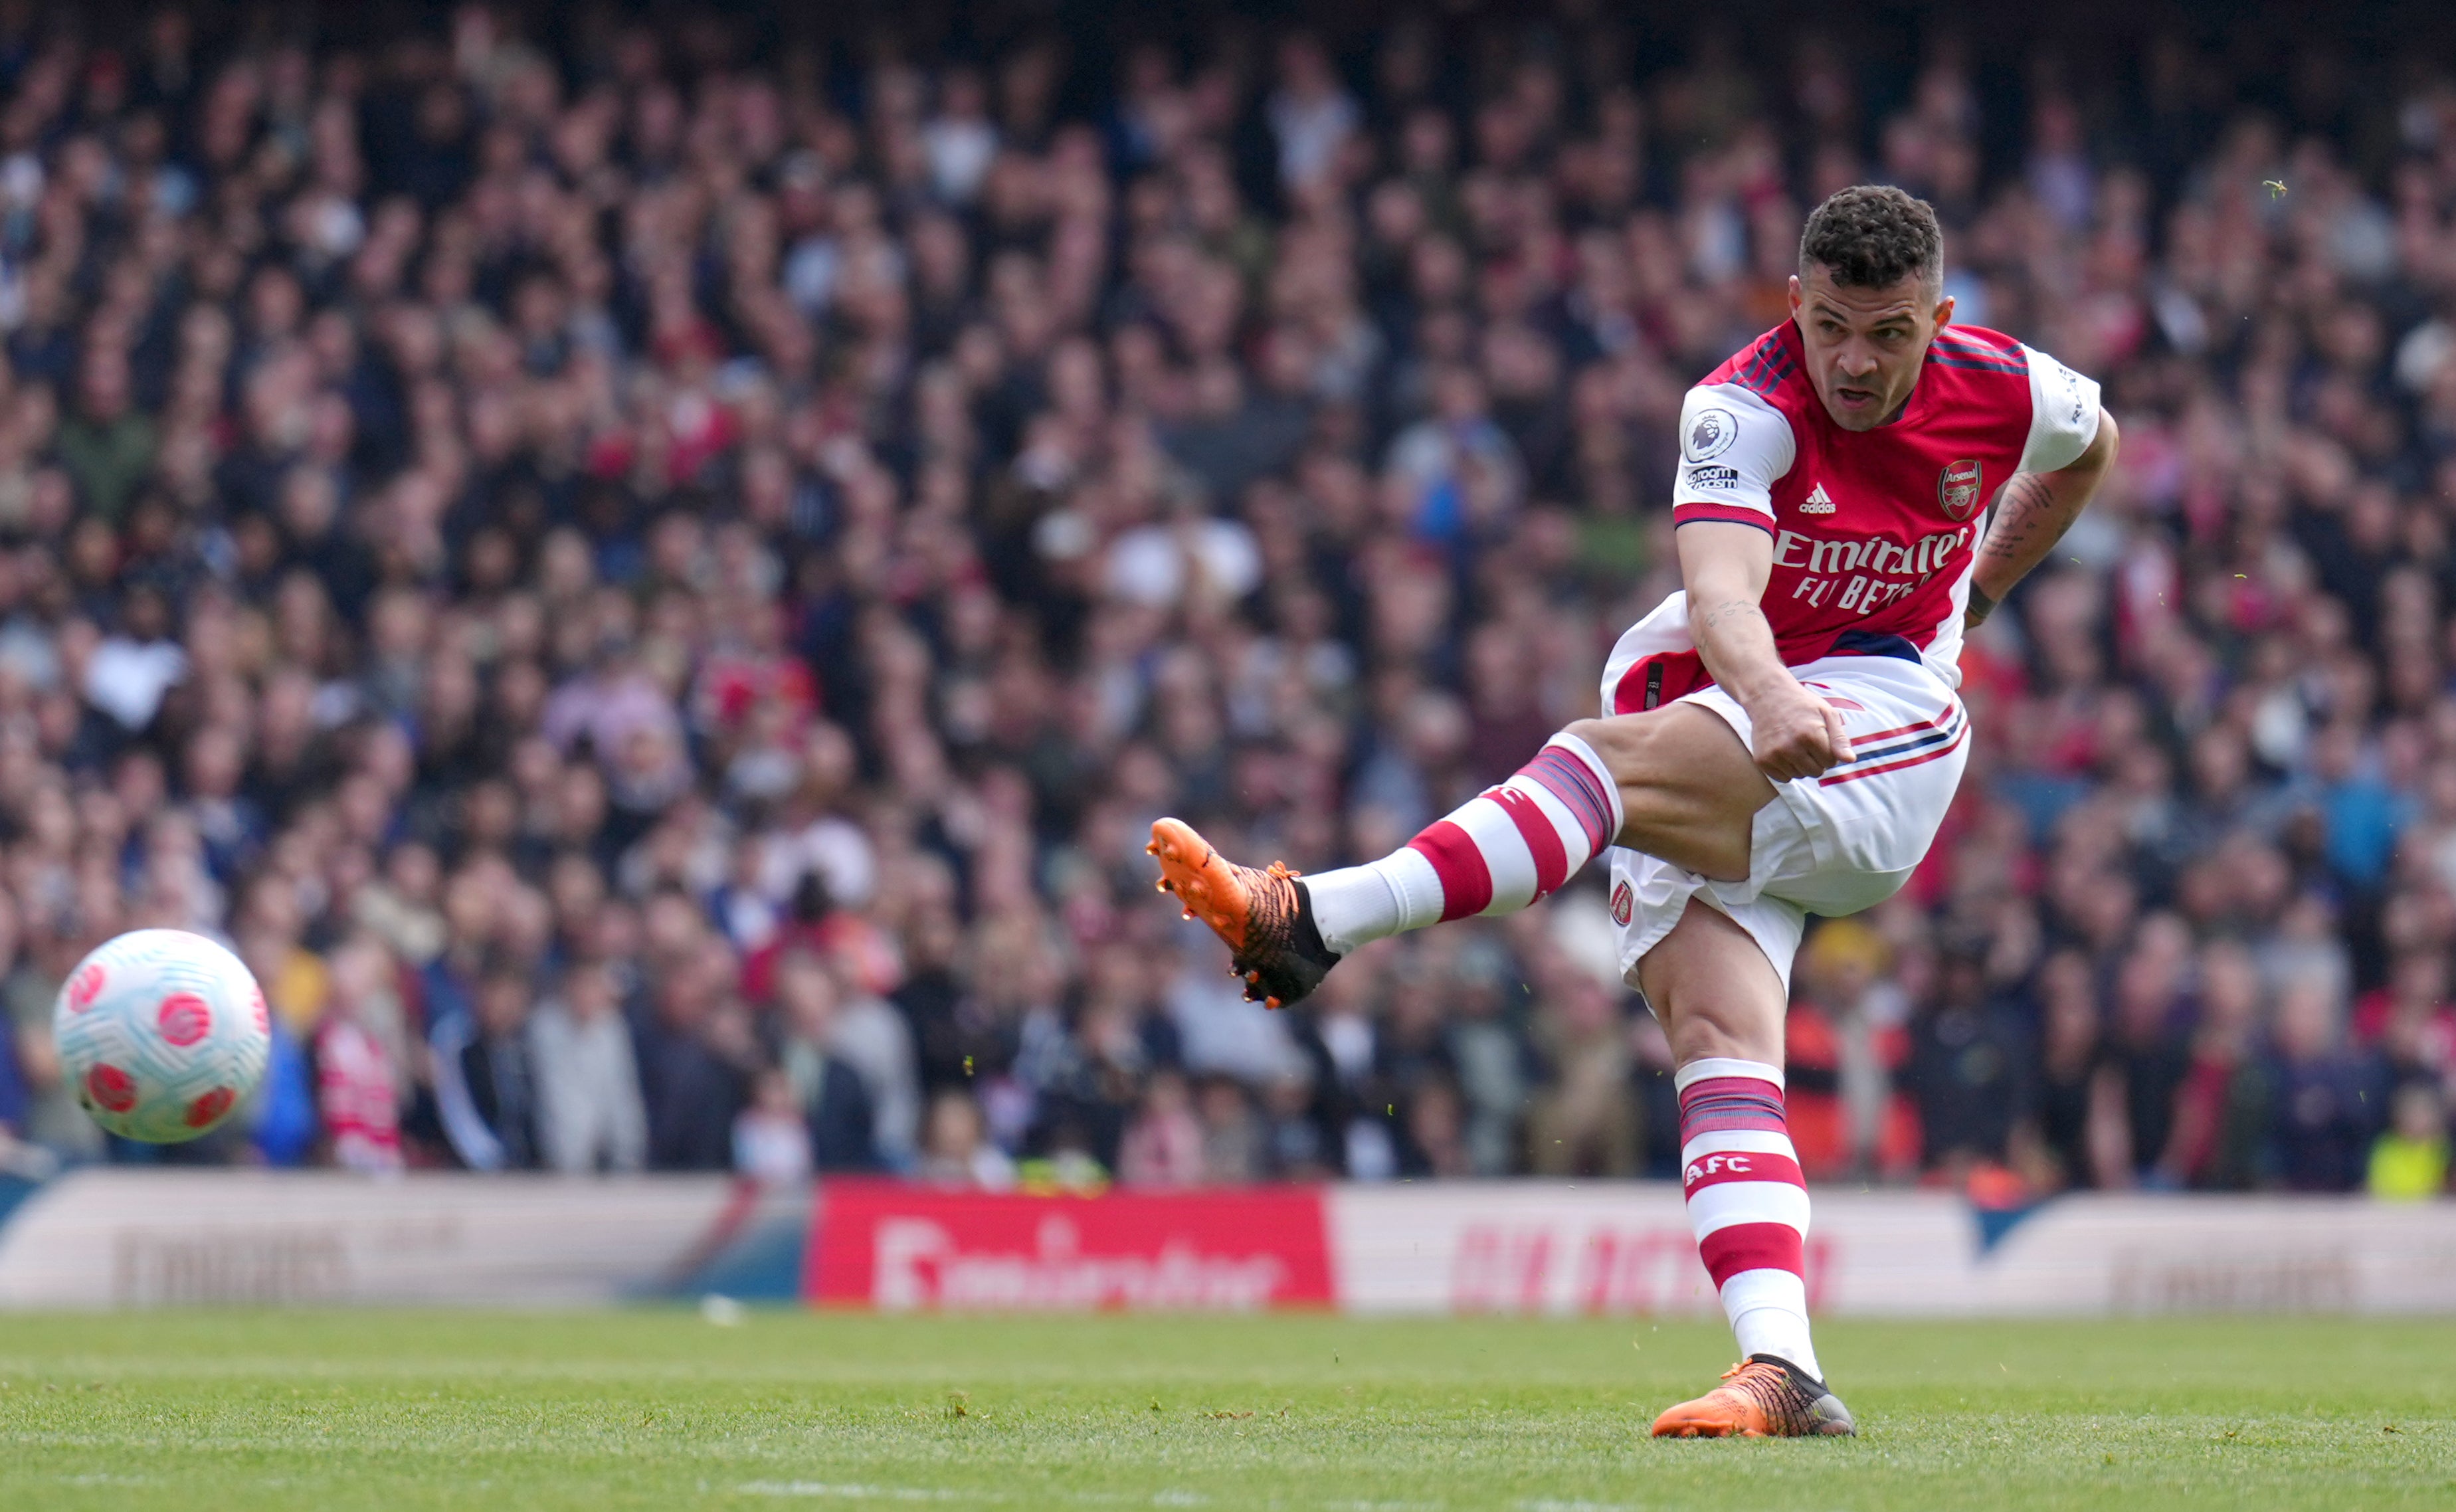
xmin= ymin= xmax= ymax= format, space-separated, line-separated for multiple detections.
xmin=1745 ymin=682 xmax=1853 ymax=783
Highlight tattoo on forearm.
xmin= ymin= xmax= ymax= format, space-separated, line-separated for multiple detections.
xmin=1977 ymin=472 xmax=2071 ymax=570
xmin=1698 ymin=599 xmax=1767 ymax=634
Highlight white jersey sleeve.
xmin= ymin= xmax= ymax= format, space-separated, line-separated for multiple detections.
xmin=1671 ymin=383 xmax=1795 ymax=526
xmin=2018 ymin=345 xmax=2103 ymax=474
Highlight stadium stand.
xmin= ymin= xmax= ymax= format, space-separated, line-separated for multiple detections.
xmin=0 ymin=2 xmax=2446 ymax=1200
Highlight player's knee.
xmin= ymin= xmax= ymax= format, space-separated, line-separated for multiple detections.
xmin=1560 ymin=715 xmax=1661 ymax=789
xmin=1559 ymin=717 xmax=1608 ymax=753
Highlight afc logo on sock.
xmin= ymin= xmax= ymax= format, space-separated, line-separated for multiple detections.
xmin=1682 ymin=1153 xmax=1753 ymax=1188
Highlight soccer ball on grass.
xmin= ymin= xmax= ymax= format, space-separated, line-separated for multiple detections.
xmin=52 ymin=929 xmax=270 ymax=1143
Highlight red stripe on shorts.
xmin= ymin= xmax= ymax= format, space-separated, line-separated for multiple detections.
xmin=1843 ymin=711 xmax=1950 ymax=747
xmin=1820 ymin=726 xmax=1967 ymax=786
xmin=1697 ymin=1221 xmax=1806 ymax=1289
xmin=1407 ymin=820 xmax=1493 ymax=921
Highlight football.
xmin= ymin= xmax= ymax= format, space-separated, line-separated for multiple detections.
xmin=52 ymin=929 xmax=272 ymax=1144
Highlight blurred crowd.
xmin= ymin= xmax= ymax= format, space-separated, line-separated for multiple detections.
xmin=0 ymin=2 xmax=2448 ymax=1198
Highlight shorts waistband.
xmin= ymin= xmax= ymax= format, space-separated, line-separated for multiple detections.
xmin=1826 ymin=629 xmax=1924 ymax=664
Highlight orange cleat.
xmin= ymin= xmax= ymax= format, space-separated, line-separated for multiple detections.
xmin=1650 ymin=1357 xmax=1856 ymax=1438
xmin=1146 ymin=818 xmax=1339 ymax=1008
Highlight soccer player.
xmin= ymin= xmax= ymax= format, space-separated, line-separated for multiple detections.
xmin=1147 ymin=185 xmax=2118 ymax=1437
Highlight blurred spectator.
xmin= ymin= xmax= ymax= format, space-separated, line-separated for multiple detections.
xmin=1903 ymin=939 xmax=2027 ymax=1177
xmin=1429 ymin=938 xmax=1537 ymax=1176
xmin=530 ymin=963 xmax=648 ymax=1175
xmin=55 ymin=351 xmax=155 ymax=524
xmin=2101 ymin=920 xmax=2197 ymax=1185
xmin=1197 ymin=1074 xmax=1266 ymax=1184
xmin=915 ymin=1089 xmax=1016 ymax=1189
xmin=769 ymin=948 xmax=879 ymax=1173
xmin=639 ymin=936 xmax=753 ymax=1171
xmin=2354 ymin=949 xmax=2456 ymax=1087
xmin=1117 ymin=1070 xmax=1204 ymax=1187
xmin=248 ymin=1016 xmax=320 ymax=1168
xmin=315 ymin=936 xmax=406 ymax=1173
xmin=0 ymin=996 xmax=28 ymax=1149
xmin=1787 ymin=921 xmax=1917 ymax=1181
xmin=2368 ymin=1083 xmax=2450 ymax=1200
xmin=433 ymin=963 xmax=541 ymax=1171
xmin=1527 ymin=972 xmax=1638 ymax=1177
xmin=1260 ymin=1072 xmax=1337 ymax=1181
xmin=2267 ymin=978 xmax=2391 ymax=1191
xmin=1 ymin=911 xmax=102 ymax=1163
xmin=1401 ymin=1076 xmax=1473 ymax=1179
xmin=1384 ymin=367 xmax=1527 ymax=541
xmin=2162 ymin=940 xmax=2273 ymax=1190
xmin=733 ymin=1068 xmax=814 ymax=1186
xmin=822 ymin=957 xmax=922 ymax=1171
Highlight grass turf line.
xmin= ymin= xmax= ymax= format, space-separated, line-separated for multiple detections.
xmin=0 ymin=1311 xmax=2448 ymax=1511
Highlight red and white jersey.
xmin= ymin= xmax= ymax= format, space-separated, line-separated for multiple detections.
xmin=1604 ymin=320 xmax=2099 ymax=713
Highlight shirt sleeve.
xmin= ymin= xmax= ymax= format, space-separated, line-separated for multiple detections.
xmin=1669 ymin=383 xmax=1794 ymax=533
xmin=2018 ymin=344 xmax=2103 ymax=474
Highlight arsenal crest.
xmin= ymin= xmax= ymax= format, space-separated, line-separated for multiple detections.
xmin=1938 ymin=458 xmax=1983 ymax=520
xmin=1610 ymin=880 xmax=1634 ymax=927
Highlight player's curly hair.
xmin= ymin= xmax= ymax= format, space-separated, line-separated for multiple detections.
xmin=1798 ymin=185 xmax=1942 ymax=292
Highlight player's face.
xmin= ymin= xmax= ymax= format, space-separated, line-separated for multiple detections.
xmin=1788 ymin=265 xmax=1954 ymax=432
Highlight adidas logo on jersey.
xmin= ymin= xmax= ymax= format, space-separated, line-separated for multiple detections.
xmin=1799 ymin=484 xmax=1836 ymax=514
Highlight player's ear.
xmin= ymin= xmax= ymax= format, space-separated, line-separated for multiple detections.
xmin=1931 ymin=291 xmax=1955 ymax=334
xmin=1786 ymin=274 xmax=1803 ymax=318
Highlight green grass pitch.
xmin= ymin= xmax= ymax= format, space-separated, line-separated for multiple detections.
xmin=0 ymin=1309 xmax=2450 ymax=1510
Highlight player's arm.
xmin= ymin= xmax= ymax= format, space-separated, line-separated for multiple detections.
xmin=1966 ymin=402 xmax=2121 ymax=628
xmin=1677 ymin=520 xmax=1853 ymax=782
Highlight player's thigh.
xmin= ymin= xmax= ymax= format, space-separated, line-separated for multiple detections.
xmin=1564 ymin=704 xmax=1772 ymax=881
xmin=1634 ymin=897 xmax=1788 ymax=1068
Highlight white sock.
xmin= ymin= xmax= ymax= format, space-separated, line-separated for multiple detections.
xmin=1724 ymin=1270 xmax=1822 ymax=1382
xmin=1675 ymin=1056 xmax=1824 ymax=1384
xmin=1302 ymin=854 xmax=1441 ymax=957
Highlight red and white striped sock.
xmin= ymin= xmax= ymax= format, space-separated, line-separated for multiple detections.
xmin=1303 ymin=732 xmax=1624 ymax=955
xmin=1676 ymin=1056 xmax=1822 ymax=1382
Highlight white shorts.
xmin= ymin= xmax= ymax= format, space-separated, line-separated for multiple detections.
xmin=1602 ymin=652 xmax=1968 ymax=993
